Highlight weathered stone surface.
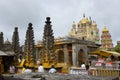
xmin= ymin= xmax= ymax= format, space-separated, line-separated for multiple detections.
xmin=4 ymin=72 xmax=118 ymax=80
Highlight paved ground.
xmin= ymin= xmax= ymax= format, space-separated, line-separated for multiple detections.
xmin=2 ymin=72 xmax=119 ymax=80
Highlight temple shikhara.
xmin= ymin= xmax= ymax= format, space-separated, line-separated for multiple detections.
xmin=101 ymin=27 xmax=113 ymax=50
xmin=69 ymin=14 xmax=100 ymax=44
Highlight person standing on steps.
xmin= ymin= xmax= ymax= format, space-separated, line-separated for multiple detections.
xmin=38 ymin=63 xmax=44 ymax=73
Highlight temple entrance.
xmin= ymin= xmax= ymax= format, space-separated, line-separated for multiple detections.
xmin=69 ymin=51 xmax=72 ymax=66
xmin=2 ymin=56 xmax=14 ymax=73
xmin=78 ymin=49 xmax=86 ymax=66
xmin=57 ymin=50 xmax=64 ymax=63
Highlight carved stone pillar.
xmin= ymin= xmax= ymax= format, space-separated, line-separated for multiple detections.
xmin=72 ymin=44 xmax=77 ymax=66
xmin=35 ymin=48 xmax=39 ymax=60
xmin=63 ymin=44 xmax=68 ymax=64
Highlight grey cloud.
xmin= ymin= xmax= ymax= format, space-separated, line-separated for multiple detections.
xmin=0 ymin=0 xmax=120 ymax=46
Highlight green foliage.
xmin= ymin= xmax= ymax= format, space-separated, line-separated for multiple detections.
xmin=114 ymin=44 xmax=120 ymax=53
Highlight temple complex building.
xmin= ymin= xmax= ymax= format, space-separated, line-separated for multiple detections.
xmin=35 ymin=17 xmax=101 ymax=71
xmin=68 ymin=14 xmax=100 ymax=44
xmin=101 ymin=27 xmax=113 ymax=50
xmin=36 ymin=36 xmax=100 ymax=71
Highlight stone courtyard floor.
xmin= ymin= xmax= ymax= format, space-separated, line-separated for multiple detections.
xmin=3 ymin=72 xmax=119 ymax=80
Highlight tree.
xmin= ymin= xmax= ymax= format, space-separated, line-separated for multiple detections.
xmin=114 ymin=44 xmax=120 ymax=53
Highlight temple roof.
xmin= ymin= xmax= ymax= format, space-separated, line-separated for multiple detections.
xmin=92 ymin=21 xmax=97 ymax=26
xmin=72 ymin=21 xmax=76 ymax=27
xmin=80 ymin=17 xmax=89 ymax=23
xmin=80 ymin=14 xmax=89 ymax=23
xmin=102 ymin=27 xmax=109 ymax=32
xmin=0 ymin=50 xmax=7 ymax=56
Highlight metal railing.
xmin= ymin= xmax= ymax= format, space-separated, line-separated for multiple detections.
xmin=92 ymin=69 xmax=120 ymax=77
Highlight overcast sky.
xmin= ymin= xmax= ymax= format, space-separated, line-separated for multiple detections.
xmin=0 ymin=0 xmax=120 ymax=46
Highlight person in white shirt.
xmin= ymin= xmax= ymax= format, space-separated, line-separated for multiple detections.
xmin=49 ymin=65 xmax=56 ymax=73
xmin=9 ymin=64 xmax=15 ymax=74
xmin=23 ymin=66 xmax=32 ymax=74
xmin=38 ymin=63 xmax=44 ymax=72
xmin=81 ymin=62 xmax=86 ymax=68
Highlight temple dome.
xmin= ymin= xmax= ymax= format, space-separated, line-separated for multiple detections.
xmin=102 ymin=27 xmax=109 ymax=32
xmin=4 ymin=39 xmax=11 ymax=45
xmin=80 ymin=14 xmax=89 ymax=23
xmin=80 ymin=17 xmax=89 ymax=23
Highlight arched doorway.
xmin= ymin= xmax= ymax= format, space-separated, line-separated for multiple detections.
xmin=57 ymin=50 xmax=64 ymax=63
xmin=78 ymin=49 xmax=86 ymax=66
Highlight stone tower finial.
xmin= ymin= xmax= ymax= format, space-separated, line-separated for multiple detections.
xmin=0 ymin=32 xmax=3 ymax=35
xmin=89 ymin=16 xmax=91 ymax=20
xmin=83 ymin=13 xmax=85 ymax=17
xmin=28 ymin=23 xmax=32 ymax=27
xmin=45 ymin=17 xmax=51 ymax=24
xmin=15 ymin=27 xmax=18 ymax=31
xmin=28 ymin=23 xmax=33 ymax=30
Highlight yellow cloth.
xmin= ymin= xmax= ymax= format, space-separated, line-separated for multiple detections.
xmin=22 ymin=68 xmax=25 ymax=73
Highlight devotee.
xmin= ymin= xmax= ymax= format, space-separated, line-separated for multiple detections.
xmin=86 ymin=65 xmax=92 ymax=75
xmin=21 ymin=65 xmax=26 ymax=73
xmin=119 ymin=63 xmax=120 ymax=69
xmin=81 ymin=62 xmax=86 ymax=68
xmin=9 ymin=64 xmax=15 ymax=74
xmin=38 ymin=63 xmax=44 ymax=73
xmin=49 ymin=65 xmax=56 ymax=73
xmin=22 ymin=66 xmax=32 ymax=74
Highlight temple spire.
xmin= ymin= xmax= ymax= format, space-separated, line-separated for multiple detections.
xmin=101 ymin=27 xmax=113 ymax=50
xmin=42 ymin=17 xmax=56 ymax=64
xmin=0 ymin=32 xmax=4 ymax=50
xmin=83 ymin=13 xmax=85 ymax=17
xmin=89 ymin=16 xmax=91 ymax=20
xmin=12 ymin=27 xmax=20 ymax=65
xmin=45 ymin=17 xmax=51 ymax=24
xmin=24 ymin=23 xmax=35 ymax=67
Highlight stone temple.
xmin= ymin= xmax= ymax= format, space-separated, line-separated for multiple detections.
xmin=35 ymin=16 xmax=101 ymax=73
